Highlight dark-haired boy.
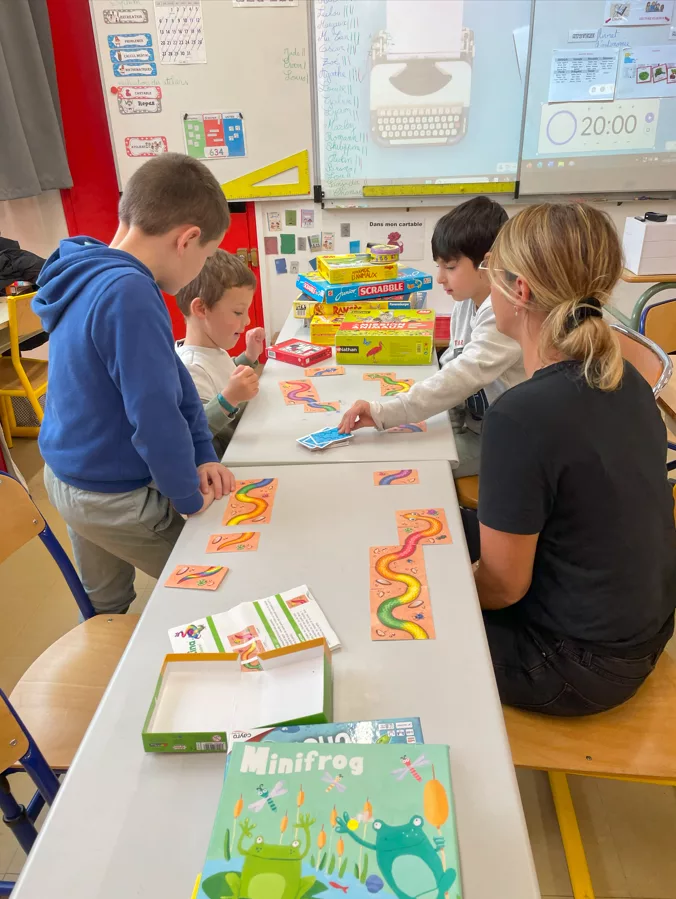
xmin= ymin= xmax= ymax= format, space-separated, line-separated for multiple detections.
xmin=340 ymin=197 xmax=525 ymax=477
xmin=34 ymin=153 xmax=235 ymax=614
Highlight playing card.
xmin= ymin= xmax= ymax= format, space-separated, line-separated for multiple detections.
xmin=165 ymin=565 xmax=228 ymax=591
xmin=206 ymin=533 xmax=260 ymax=553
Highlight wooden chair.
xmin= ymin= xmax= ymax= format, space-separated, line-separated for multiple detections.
xmin=455 ymin=324 xmax=673 ymax=511
xmin=639 ymin=295 xmax=676 ymax=356
xmin=0 ymin=472 xmax=138 ymax=868
xmin=0 ymin=292 xmax=47 ymax=447
xmin=0 ymin=690 xmax=60 ymax=897
xmin=503 ymin=483 xmax=676 ymax=899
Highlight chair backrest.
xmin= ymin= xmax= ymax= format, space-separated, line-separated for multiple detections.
xmin=611 ymin=323 xmax=672 ymax=396
xmin=8 ymin=291 xmax=40 ymax=344
xmin=0 ymin=471 xmax=45 ymax=564
xmin=640 ymin=296 xmax=676 ymax=355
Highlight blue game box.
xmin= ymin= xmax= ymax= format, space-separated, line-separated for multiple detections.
xmin=296 ymin=268 xmax=433 ymax=304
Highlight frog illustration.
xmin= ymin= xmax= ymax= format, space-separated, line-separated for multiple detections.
xmin=223 ymin=814 xmax=320 ymax=899
xmin=335 ymin=811 xmax=456 ymax=899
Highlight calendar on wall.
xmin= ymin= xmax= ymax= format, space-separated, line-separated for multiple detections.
xmin=154 ymin=0 xmax=206 ymax=65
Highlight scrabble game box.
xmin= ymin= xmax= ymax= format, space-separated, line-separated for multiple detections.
xmin=296 ymin=267 xmax=433 ymax=304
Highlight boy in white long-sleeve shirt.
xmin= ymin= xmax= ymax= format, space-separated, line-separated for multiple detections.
xmin=176 ymin=250 xmax=264 ymax=457
xmin=339 ymin=197 xmax=525 ymax=477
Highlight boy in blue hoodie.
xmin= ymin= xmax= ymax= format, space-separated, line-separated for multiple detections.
xmin=34 ymin=153 xmax=234 ymax=615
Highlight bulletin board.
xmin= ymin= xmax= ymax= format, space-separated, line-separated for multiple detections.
xmin=89 ymin=0 xmax=314 ymax=198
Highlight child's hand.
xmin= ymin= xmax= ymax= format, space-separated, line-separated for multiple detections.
xmin=197 ymin=462 xmax=236 ymax=499
xmin=245 ymin=327 xmax=266 ymax=362
xmin=339 ymin=400 xmax=375 ymax=433
xmin=221 ymin=365 xmax=259 ymax=406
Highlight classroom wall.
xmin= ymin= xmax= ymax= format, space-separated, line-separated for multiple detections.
xmin=0 ymin=191 xmax=68 ymax=260
xmin=255 ymin=199 xmax=676 ymax=339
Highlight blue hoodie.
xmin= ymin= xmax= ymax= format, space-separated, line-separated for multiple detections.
xmin=34 ymin=237 xmax=217 ymax=515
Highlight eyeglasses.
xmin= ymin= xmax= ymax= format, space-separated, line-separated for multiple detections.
xmin=478 ymin=259 xmax=517 ymax=281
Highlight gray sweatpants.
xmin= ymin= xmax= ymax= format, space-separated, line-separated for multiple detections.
xmin=45 ymin=466 xmax=184 ymax=615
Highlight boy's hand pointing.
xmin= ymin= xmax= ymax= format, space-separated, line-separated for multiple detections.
xmin=339 ymin=400 xmax=375 ymax=433
xmin=197 ymin=462 xmax=236 ymax=499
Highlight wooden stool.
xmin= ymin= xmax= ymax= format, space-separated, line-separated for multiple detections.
xmin=503 ymin=653 xmax=676 ymax=899
xmin=455 ymin=475 xmax=478 ymax=510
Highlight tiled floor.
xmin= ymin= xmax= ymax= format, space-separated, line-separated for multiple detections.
xmin=1 ymin=439 xmax=676 ymax=897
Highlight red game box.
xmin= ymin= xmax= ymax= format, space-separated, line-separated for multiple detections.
xmin=266 ymin=338 xmax=333 ymax=367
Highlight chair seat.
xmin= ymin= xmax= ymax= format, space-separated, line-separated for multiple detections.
xmin=9 ymin=614 xmax=138 ymax=770
xmin=503 ymin=652 xmax=676 ymax=781
xmin=0 ymin=357 xmax=48 ymax=392
xmin=455 ymin=475 xmax=479 ymax=510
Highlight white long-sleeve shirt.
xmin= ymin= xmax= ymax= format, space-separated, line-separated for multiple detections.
xmin=370 ymin=296 xmax=526 ymax=432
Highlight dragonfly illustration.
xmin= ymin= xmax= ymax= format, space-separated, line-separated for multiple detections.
xmin=321 ymin=773 xmax=346 ymax=793
xmin=391 ymin=754 xmax=431 ymax=783
xmin=248 ymin=781 xmax=287 ymax=813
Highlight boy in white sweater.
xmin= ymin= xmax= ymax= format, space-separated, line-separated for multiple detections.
xmin=176 ymin=250 xmax=264 ymax=456
xmin=339 ymin=197 xmax=525 ymax=478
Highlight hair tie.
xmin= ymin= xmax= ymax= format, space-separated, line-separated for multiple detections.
xmin=567 ymin=297 xmax=602 ymax=330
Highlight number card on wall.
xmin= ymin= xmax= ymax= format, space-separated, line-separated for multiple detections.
xmin=183 ymin=113 xmax=247 ymax=159
xmin=154 ymin=0 xmax=207 ymax=65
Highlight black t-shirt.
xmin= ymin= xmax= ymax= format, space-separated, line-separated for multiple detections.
xmin=478 ymin=360 xmax=676 ymax=649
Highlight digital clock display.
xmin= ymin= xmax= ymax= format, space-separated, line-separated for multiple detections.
xmin=537 ymin=99 xmax=660 ymax=154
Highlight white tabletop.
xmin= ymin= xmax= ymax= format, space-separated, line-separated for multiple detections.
xmin=13 ymin=461 xmax=538 ymax=899
xmin=0 ymin=299 xmax=8 ymax=329
xmin=223 ymin=313 xmax=458 ymax=467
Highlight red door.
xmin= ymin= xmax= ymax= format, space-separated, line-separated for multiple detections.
xmin=164 ymin=202 xmax=264 ymax=357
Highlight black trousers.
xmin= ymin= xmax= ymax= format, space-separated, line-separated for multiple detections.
xmin=461 ymin=508 xmax=674 ymax=716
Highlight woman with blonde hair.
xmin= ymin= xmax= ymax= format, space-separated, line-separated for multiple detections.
xmin=467 ymin=202 xmax=676 ymax=716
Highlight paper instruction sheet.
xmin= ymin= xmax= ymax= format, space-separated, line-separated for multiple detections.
xmin=169 ymin=585 xmax=340 ymax=667
xmin=616 ymin=45 xmax=676 ymax=98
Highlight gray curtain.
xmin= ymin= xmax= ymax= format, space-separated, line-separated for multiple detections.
xmin=0 ymin=0 xmax=72 ymax=200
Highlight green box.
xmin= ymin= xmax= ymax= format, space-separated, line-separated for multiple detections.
xmin=142 ymin=639 xmax=332 ymax=753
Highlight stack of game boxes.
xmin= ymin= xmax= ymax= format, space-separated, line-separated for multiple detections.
xmin=293 ymin=245 xmax=435 ymax=348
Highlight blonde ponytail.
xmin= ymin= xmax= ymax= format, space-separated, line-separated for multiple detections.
xmin=489 ymin=203 xmax=624 ymax=391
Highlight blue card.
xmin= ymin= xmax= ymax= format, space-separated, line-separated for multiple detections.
xmin=275 ymin=258 xmax=288 ymax=275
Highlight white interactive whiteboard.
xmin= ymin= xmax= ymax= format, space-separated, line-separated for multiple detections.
xmin=520 ymin=0 xmax=676 ymax=194
xmin=90 ymin=0 xmax=314 ymax=198
xmin=314 ymin=0 xmax=533 ymax=198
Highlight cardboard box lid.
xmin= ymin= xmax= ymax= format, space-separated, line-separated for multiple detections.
xmin=144 ymin=639 xmax=330 ymax=736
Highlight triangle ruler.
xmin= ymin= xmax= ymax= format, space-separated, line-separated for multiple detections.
xmin=221 ymin=150 xmax=311 ymax=200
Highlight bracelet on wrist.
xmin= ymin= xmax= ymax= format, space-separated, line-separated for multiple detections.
xmin=217 ymin=393 xmax=238 ymax=414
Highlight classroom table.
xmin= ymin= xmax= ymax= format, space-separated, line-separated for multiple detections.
xmin=224 ymin=312 xmax=459 ymax=467
xmin=11 ymin=461 xmax=539 ymax=899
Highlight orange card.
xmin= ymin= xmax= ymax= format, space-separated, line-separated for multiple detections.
xmin=279 ymin=380 xmax=318 ymax=406
xmin=369 ymin=544 xmax=434 ymax=640
xmin=303 ymin=401 xmax=340 ymax=413
xmin=381 ymin=378 xmax=414 ymax=396
xmin=206 ymin=532 xmax=260 ymax=553
xmin=373 ymin=469 xmax=420 ymax=486
xmin=395 ymin=508 xmax=452 ymax=545
xmin=223 ymin=478 xmax=279 ymax=526
xmin=225 ymin=625 xmax=265 ymax=671
xmin=385 ymin=422 xmax=427 ymax=433
xmin=305 ymin=366 xmax=345 ymax=377
xmin=363 ymin=371 xmax=395 ymax=382
xmin=165 ymin=564 xmax=228 ymax=591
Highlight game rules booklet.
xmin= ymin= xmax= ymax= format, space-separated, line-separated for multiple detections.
xmin=196 ymin=742 xmax=462 ymax=899
xmin=169 ymin=585 xmax=340 ymax=668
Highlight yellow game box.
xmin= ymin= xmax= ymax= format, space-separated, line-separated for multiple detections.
xmin=335 ymin=310 xmax=435 ymax=365
xmin=295 ymin=296 xmax=423 ymax=321
xmin=310 ymin=314 xmax=348 ymax=345
xmin=317 ymin=253 xmax=398 ymax=285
